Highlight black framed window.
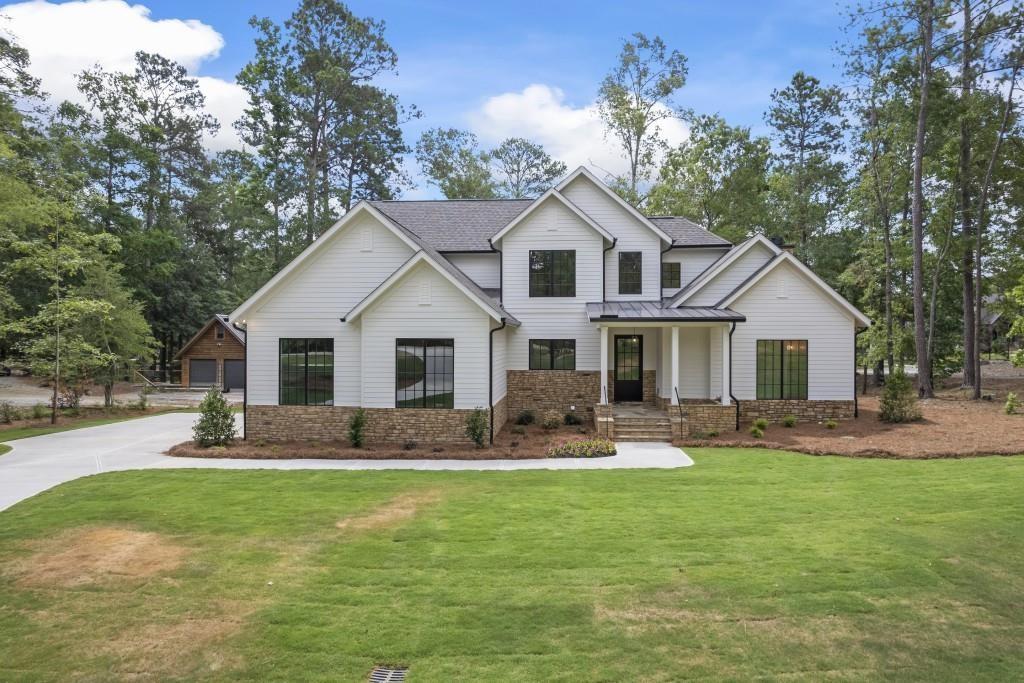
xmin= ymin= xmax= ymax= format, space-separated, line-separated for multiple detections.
xmin=662 ymin=262 xmax=681 ymax=289
xmin=529 ymin=339 xmax=576 ymax=370
xmin=618 ymin=252 xmax=642 ymax=295
xmin=396 ymin=338 xmax=454 ymax=408
xmin=756 ymin=340 xmax=808 ymax=400
xmin=529 ymin=250 xmax=575 ymax=297
xmin=215 ymin=325 xmax=225 ymax=340
xmin=279 ymin=338 xmax=333 ymax=405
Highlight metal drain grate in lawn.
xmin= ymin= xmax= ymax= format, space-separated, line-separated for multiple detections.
xmin=369 ymin=666 xmax=408 ymax=682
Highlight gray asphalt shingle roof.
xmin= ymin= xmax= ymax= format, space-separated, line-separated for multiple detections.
xmin=586 ymin=301 xmax=745 ymax=322
xmin=370 ymin=200 xmax=730 ymax=251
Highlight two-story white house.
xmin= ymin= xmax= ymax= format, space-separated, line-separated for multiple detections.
xmin=229 ymin=166 xmax=869 ymax=443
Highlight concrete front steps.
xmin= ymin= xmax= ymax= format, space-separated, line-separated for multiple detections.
xmin=613 ymin=415 xmax=673 ymax=442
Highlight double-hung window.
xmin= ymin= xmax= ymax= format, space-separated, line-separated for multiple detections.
xmin=529 ymin=250 xmax=575 ymax=297
xmin=396 ymin=338 xmax=454 ymax=408
xmin=619 ymin=252 xmax=642 ymax=295
xmin=279 ymin=338 xmax=334 ymax=405
xmin=756 ymin=340 xmax=808 ymax=400
xmin=529 ymin=339 xmax=576 ymax=370
xmin=661 ymin=262 xmax=681 ymax=289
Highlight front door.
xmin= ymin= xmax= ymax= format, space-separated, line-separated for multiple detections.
xmin=614 ymin=335 xmax=643 ymax=402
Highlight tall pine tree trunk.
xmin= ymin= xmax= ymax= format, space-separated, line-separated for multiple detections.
xmin=911 ymin=0 xmax=934 ymax=398
xmin=959 ymin=0 xmax=977 ymax=390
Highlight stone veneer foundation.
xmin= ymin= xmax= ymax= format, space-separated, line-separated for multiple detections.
xmin=506 ymin=370 xmax=600 ymax=419
xmin=739 ymin=400 xmax=855 ymax=423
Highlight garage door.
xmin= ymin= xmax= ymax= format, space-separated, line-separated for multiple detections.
xmin=223 ymin=359 xmax=245 ymax=392
xmin=189 ymin=359 xmax=216 ymax=387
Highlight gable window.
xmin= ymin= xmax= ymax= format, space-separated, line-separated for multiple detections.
xmin=619 ymin=252 xmax=642 ymax=295
xmin=215 ymin=325 xmax=225 ymax=340
xmin=756 ymin=340 xmax=808 ymax=400
xmin=396 ymin=338 xmax=454 ymax=408
xmin=661 ymin=262 xmax=681 ymax=289
xmin=279 ymin=338 xmax=334 ymax=405
xmin=529 ymin=339 xmax=576 ymax=370
xmin=529 ymin=250 xmax=575 ymax=297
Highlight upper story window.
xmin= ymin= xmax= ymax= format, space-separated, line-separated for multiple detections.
xmin=215 ymin=325 xmax=225 ymax=340
xmin=756 ymin=340 xmax=808 ymax=400
xmin=396 ymin=338 xmax=454 ymax=408
xmin=618 ymin=252 xmax=642 ymax=295
xmin=279 ymin=338 xmax=334 ymax=406
xmin=529 ymin=339 xmax=576 ymax=370
xmin=529 ymin=250 xmax=575 ymax=297
xmin=661 ymin=262 xmax=681 ymax=289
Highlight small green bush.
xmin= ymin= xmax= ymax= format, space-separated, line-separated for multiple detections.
xmin=0 ymin=401 xmax=21 ymax=424
xmin=348 ymin=408 xmax=367 ymax=447
xmin=1005 ymin=392 xmax=1020 ymax=415
xmin=753 ymin=417 xmax=769 ymax=430
xmin=825 ymin=419 xmax=838 ymax=430
xmin=563 ymin=412 xmax=583 ymax=426
xmin=192 ymin=388 xmax=236 ymax=447
xmin=402 ymin=439 xmax=417 ymax=451
xmin=749 ymin=426 xmax=764 ymax=439
xmin=547 ymin=438 xmax=617 ymax=458
xmin=782 ymin=415 xmax=797 ymax=428
xmin=31 ymin=403 xmax=47 ymax=420
xmin=541 ymin=414 xmax=562 ymax=430
xmin=879 ymin=368 xmax=921 ymax=423
xmin=707 ymin=430 xmax=719 ymax=438
xmin=514 ymin=410 xmax=535 ymax=425
xmin=510 ymin=424 xmax=526 ymax=435
xmin=465 ymin=407 xmax=488 ymax=448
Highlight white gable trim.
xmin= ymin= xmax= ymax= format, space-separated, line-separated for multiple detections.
xmin=719 ymin=252 xmax=871 ymax=327
xmin=555 ymin=166 xmax=672 ymax=243
xmin=343 ymin=251 xmax=508 ymax=324
xmin=230 ymin=202 xmax=420 ymax=322
xmin=668 ymin=234 xmax=782 ymax=307
xmin=489 ymin=188 xmax=613 ymax=244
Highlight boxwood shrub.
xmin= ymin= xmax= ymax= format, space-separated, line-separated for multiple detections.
xmin=547 ymin=438 xmax=617 ymax=458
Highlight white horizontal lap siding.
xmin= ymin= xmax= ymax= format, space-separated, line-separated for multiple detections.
xmin=709 ymin=326 xmax=723 ymax=400
xmin=444 ymin=252 xmax=500 ymax=289
xmin=245 ymin=214 xmax=414 ymax=406
xmin=662 ymin=247 xmax=729 ymax=298
xmin=679 ymin=327 xmax=711 ymax=399
xmin=492 ymin=325 xmax=507 ymax=402
xmin=500 ymin=197 xmax=604 ymax=370
xmin=560 ymin=176 xmax=662 ymax=301
xmin=686 ymin=242 xmax=775 ymax=306
xmin=730 ymin=262 xmax=856 ymax=401
xmin=360 ymin=263 xmax=491 ymax=409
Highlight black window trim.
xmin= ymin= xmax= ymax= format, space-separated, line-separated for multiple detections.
xmin=661 ymin=261 xmax=681 ymax=289
xmin=529 ymin=249 xmax=576 ymax=298
xmin=618 ymin=251 xmax=643 ymax=295
xmin=756 ymin=339 xmax=808 ymax=400
xmin=278 ymin=337 xmax=334 ymax=406
xmin=395 ymin=338 xmax=455 ymax=409
xmin=528 ymin=338 xmax=577 ymax=370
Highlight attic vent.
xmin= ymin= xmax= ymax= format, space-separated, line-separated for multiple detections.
xmin=369 ymin=666 xmax=408 ymax=682
xmin=361 ymin=227 xmax=374 ymax=252
xmin=419 ymin=279 xmax=431 ymax=306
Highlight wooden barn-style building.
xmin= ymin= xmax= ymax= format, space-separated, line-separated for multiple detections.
xmin=175 ymin=314 xmax=246 ymax=391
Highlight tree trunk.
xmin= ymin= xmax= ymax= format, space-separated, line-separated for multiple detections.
xmin=911 ymin=0 xmax=934 ymax=398
xmin=959 ymin=0 xmax=977 ymax=390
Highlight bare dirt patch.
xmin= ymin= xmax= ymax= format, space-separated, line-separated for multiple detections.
xmin=681 ymin=395 xmax=1024 ymax=458
xmin=7 ymin=527 xmax=188 ymax=587
xmin=336 ymin=490 xmax=442 ymax=532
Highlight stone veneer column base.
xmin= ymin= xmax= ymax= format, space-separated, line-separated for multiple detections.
xmin=593 ymin=403 xmax=614 ymax=440
xmin=507 ymin=370 xmax=600 ymax=419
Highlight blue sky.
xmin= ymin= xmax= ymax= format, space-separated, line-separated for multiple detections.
xmin=1 ymin=0 xmax=852 ymax=193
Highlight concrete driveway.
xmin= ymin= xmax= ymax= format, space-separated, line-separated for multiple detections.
xmin=0 ymin=413 xmax=692 ymax=512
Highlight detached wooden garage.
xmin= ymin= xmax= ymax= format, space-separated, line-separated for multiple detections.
xmin=175 ymin=315 xmax=246 ymax=391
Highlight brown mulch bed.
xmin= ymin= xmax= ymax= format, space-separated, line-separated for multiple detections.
xmin=680 ymin=395 xmax=1024 ymax=459
xmin=168 ymin=421 xmax=597 ymax=460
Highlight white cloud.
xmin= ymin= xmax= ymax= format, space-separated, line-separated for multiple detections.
xmin=1 ymin=0 xmax=246 ymax=151
xmin=468 ymin=84 xmax=688 ymax=180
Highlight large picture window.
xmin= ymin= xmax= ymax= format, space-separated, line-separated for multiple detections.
xmin=756 ymin=340 xmax=808 ymax=400
xmin=396 ymin=338 xmax=454 ymax=408
xmin=618 ymin=252 xmax=642 ymax=295
xmin=279 ymin=338 xmax=334 ymax=405
xmin=661 ymin=262 xmax=681 ymax=289
xmin=529 ymin=339 xmax=576 ymax=370
xmin=529 ymin=250 xmax=575 ymax=297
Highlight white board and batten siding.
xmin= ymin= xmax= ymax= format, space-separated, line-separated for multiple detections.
xmin=359 ymin=261 xmax=492 ymax=409
xmin=498 ymin=196 xmax=604 ymax=370
xmin=684 ymin=242 xmax=775 ymax=307
xmin=661 ymin=247 xmax=730 ymax=298
xmin=560 ymin=176 xmax=664 ymax=302
xmin=444 ymin=252 xmax=500 ymax=289
xmin=245 ymin=213 xmax=414 ymax=405
xmin=730 ymin=261 xmax=856 ymax=401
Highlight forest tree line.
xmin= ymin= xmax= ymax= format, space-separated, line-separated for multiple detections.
xmin=0 ymin=0 xmax=1022 ymax=402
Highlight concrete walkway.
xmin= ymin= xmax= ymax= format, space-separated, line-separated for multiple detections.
xmin=0 ymin=413 xmax=692 ymax=512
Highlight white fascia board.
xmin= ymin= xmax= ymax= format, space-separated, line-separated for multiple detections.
xmin=489 ymin=188 xmax=613 ymax=244
xmin=668 ymin=234 xmax=783 ymax=307
xmin=555 ymin=166 xmax=673 ymax=244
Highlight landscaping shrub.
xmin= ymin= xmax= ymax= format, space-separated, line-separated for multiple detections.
xmin=753 ymin=418 xmax=769 ymax=430
xmin=465 ymin=407 xmax=488 ymax=448
xmin=825 ymin=419 xmax=838 ymax=430
xmin=1006 ymin=392 xmax=1020 ymax=415
xmin=0 ymin=401 xmax=21 ymax=424
xmin=31 ymin=403 xmax=47 ymax=419
xmin=192 ymin=388 xmax=236 ymax=447
xmin=707 ymin=430 xmax=719 ymax=438
xmin=514 ymin=410 xmax=535 ymax=425
xmin=541 ymin=412 xmax=562 ymax=430
xmin=563 ymin=412 xmax=583 ymax=425
xmin=348 ymin=408 xmax=367 ymax=448
xmin=402 ymin=440 xmax=418 ymax=451
xmin=547 ymin=438 xmax=616 ymax=458
xmin=782 ymin=415 xmax=797 ymax=428
xmin=749 ymin=425 xmax=764 ymax=439
xmin=510 ymin=425 xmax=526 ymax=435
xmin=879 ymin=368 xmax=921 ymax=423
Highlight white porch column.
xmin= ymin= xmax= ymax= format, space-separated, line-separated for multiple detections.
xmin=721 ymin=324 xmax=731 ymax=406
xmin=670 ymin=326 xmax=680 ymax=405
xmin=599 ymin=325 xmax=609 ymax=404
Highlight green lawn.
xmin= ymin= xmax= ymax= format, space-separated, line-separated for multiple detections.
xmin=1 ymin=449 xmax=1022 ymax=681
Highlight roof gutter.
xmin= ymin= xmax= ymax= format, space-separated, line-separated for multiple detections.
xmin=602 ymin=238 xmax=617 ymax=302
xmin=489 ymin=318 xmax=508 ymax=444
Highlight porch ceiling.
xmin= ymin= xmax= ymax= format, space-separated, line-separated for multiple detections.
xmin=586 ymin=301 xmax=745 ymax=323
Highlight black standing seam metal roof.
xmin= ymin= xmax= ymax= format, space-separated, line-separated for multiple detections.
xmin=585 ymin=301 xmax=745 ymax=322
